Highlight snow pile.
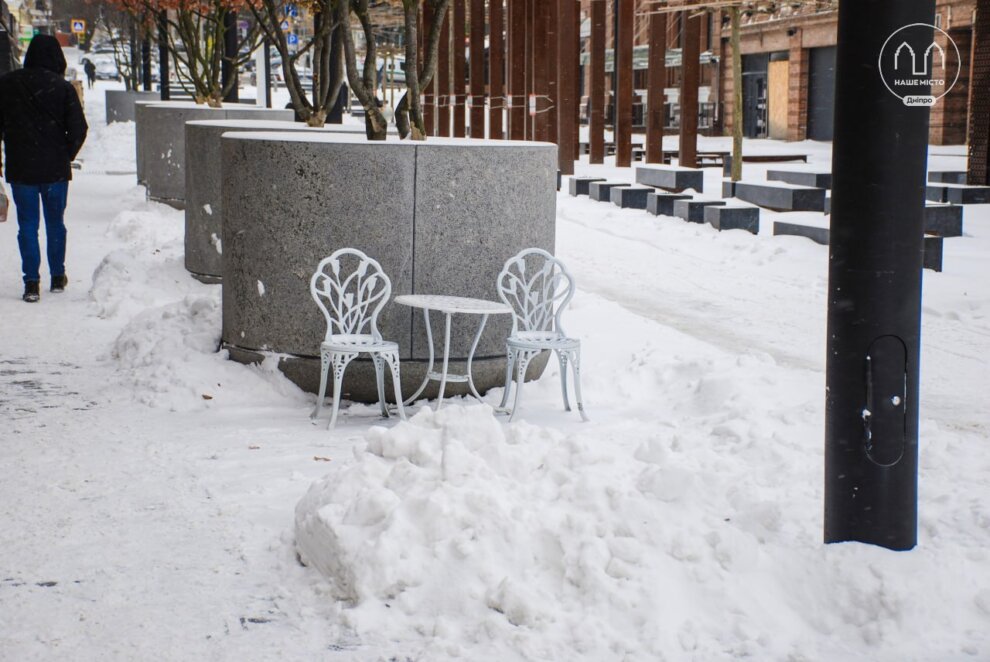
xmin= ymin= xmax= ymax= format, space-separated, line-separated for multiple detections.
xmin=296 ymin=398 xmax=990 ymax=660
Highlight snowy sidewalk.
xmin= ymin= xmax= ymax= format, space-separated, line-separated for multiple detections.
xmin=1 ymin=77 xmax=989 ymax=661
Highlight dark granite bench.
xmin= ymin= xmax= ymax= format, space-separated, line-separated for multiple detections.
xmin=928 ymin=171 xmax=967 ymax=184
xmin=636 ymin=165 xmax=704 ymax=193
xmin=767 ymin=169 xmax=832 ymax=189
xmin=611 ymin=186 xmax=655 ymax=209
xmin=773 ymin=221 xmax=944 ymax=271
xmin=924 ymin=204 xmax=963 ymax=237
xmin=646 ymin=192 xmax=692 ymax=217
xmin=733 ymin=181 xmax=827 ymax=212
xmin=589 ymin=181 xmax=630 ymax=202
xmin=927 ymin=183 xmax=990 ymax=205
xmin=705 ymin=206 xmax=759 ymax=234
xmin=568 ymin=176 xmax=606 ymax=196
xmin=673 ymin=199 xmax=726 ymax=223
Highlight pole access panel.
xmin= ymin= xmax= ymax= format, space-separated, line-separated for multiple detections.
xmin=825 ymin=0 xmax=941 ymax=550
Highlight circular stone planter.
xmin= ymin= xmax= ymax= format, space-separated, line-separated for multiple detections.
xmin=184 ymin=119 xmax=366 ymax=284
xmin=105 ymin=90 xmax=161 ymax=124
xmin=135 ymin=102 xmax=294 ymax=208
xmin=221 ymin=133 xmax=557 ymax=402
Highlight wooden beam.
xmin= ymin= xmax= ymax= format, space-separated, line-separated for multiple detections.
xmin=646 ymin=10 xmax=667 ymax=163
xmin=533 ymin=0 xmax=550 ymax=142
xmin=679 ymin=9 xmax=700 ymax=168
xmin=547 ymin=0 xmax=559 ymax=147
xmin=470 ymin=0 xmax=486 ymax=138
xmin=489 ymin=0 xmax=505 ymax=139
xmin=437 ymin=7 xmax=451 ymax=136
xmin=616 ymin=0 xmax=634 ymax=167
xmin=453 ymin=0 xmax=467 ymax=137
xmin=589 ymin=0 xmax=606 ymax=163
xmin=557 ymin=0 xmax=577 ymax=174
xmin=572 ymin=1 xmax=581 ymax=159
xmin=508 ymin=0 xmax=526 ymax=140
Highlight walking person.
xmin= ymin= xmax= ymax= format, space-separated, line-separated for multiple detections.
xmin=83 ymin=59 xmax=96 ymax=89
xmin=0 ymin=34 xmax=88 ymax=303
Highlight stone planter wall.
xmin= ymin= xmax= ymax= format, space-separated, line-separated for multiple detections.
xmin=221 ymin=133 xmax=558 ymax=402
xmin=184 ymin=119 xmax=366 ymax=283
xmin=134 ymin=102 xmax=294 ymax=208
xmin=105 ymin=90 xmax=161 ymax=124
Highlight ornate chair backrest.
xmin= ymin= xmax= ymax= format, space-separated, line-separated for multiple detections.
xmin=310 ymin=248 xmax=392 ymax=341
xmin=497 ymin=248 xmax=576 ymax=337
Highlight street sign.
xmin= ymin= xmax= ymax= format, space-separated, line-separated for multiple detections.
xmin=280 ymin=19 xmax=291 ymax=32
xmin=285 ymin=4 xmax=298 ymax=18
xmin=70 ymin=19 xmax=86 ymax=35
xmin=286 ymin=32 xmax=299 ymax=46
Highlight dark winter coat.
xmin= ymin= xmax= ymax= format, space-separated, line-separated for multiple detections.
xmin=0 ymin=35 xmax=88 ymax=185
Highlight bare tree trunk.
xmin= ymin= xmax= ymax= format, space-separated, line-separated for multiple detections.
xmin=339 ymin=0 xmax=388 ymax=140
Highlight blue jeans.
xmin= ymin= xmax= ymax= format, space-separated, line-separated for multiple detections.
xmin=11 ymin=181 xmax=69 ymax=285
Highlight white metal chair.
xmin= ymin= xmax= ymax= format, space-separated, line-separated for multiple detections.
xmin=310 ymin=248 xmax=406 ymax=429
xmin=497 ymin=248 xmax=588 ymax=422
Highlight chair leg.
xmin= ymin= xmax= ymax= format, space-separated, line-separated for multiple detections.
xmin=569 ymin=348 xmax=589 ymax=422
xmin=556 ymin=349 xmax=571 ymax=412
xmin=372 ymin=354 xmax=389 ymax=418
xmin=311 ymin=350 xmax=331 ymax=422
xmin=499 ymin=347 xmax=516 ymax=410
xmin=509 ymin=351 xmax=534 ymax=423
xmin=382 ymin=350 xmax=407 ymax=420
xmin=328 ymin=352 xmax=357 ymax=430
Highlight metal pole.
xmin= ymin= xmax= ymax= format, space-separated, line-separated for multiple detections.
xmin=141 ymin=31 xmax=152 ymax=91
xmin=157 ymin=10 xmax=169 ymax=101
xmin=263 ymin=39 xmax=272 ymax=109
xmin=824 ymin=0 xmax=936 ymax=551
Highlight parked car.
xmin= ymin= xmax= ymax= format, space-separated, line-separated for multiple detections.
xmin=92 ymin=54 xmax=121 ymax=81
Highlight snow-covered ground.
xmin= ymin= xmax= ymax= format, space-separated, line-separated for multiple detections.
xmin=1 ymin=66 xmax=988 ymax=661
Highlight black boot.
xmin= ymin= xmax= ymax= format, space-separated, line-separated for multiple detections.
xmin=23 ymin=281 xmax=40 ymax=303
xmin=51 ymin=274 xmax=68 ymax=293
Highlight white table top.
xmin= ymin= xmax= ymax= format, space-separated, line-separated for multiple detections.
xmin=394 ymin=294 xmax=512 ymax=315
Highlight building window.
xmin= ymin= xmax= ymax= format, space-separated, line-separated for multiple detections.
xmin=934 ymin=12 xmax=942 ymax=29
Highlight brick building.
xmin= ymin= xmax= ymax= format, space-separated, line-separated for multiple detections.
xmin=580 ymin=0 xmax=976 ymax=145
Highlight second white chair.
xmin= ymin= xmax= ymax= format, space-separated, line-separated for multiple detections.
xmin=310 ymin=248 xmax=406 ymax=429
xmin=497 ymin=248 xmax=588 ymax=422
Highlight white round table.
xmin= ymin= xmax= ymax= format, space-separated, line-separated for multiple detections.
xmin=394 ymin=294 xmax=513 ymax=409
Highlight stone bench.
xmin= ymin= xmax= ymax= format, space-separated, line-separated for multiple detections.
xmin=926 ymin=183 xmax=990 ymax=205
xmin=611 ymin=186 xmax=655 ymax=209
xmin=646 ymin=192 xmax=692 ymax=217
xmin=732 ymin=181 xmax=827 ymax=212
xmin=928 ymin=171 xmax=967 ymax=184
xmin=924 ymin=204 xmax=963 ymax=237
xmin=766 ymin=169 xmax=832 ymax=189
xmin=773 ymin=220 xmax=944 ymax=271
xmin=673 ymin=199 xmax=726 ymax=223
xmin=589 ymin=181 xmax=630 ymax=202
xmin=568 ymin=176 xmax=606 ymax=196
xmin=635 ymin=165 xmax=704 ymax=193
xmin=705 ymin=205 xmax=759 ymax=234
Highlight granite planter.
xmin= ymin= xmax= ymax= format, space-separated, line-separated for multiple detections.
xmin=135 ymin=101 xmax=294 ymax=208
xmin=184 ymin=119 xmax=366 ymax=283
xmin=221 ymin=133 xmax=557 ymax=402
xmin=105 ymin=90 xmax=161 ymax=124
